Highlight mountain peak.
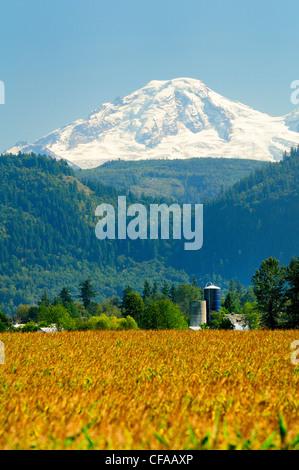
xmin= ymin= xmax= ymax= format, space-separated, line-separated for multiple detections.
xmin=144 ymin=77 xmax=207 ymax=87
xmin=5 ymin=78 xmax=299 ymax=168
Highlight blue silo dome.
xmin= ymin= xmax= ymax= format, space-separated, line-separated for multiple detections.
xmin=204 ymin=283 xmax=221 ymax=321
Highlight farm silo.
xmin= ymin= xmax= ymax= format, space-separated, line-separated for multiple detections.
xmin=204 ymin=283 xmax=221 ymax=322
xmin=190 ymin=301 xmax=207 ymax=329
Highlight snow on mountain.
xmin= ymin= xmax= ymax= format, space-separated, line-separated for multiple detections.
xmin=6 ymin=78 xmax=299 ymax=169
xmin=284 ymin=108 xmax=299 ymax=133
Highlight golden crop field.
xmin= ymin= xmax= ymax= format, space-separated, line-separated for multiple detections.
xmin=0 ymin=330 xmax=298 ymax=450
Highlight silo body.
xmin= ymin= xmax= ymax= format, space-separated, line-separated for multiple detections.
xmin=200 ymin=301 xmax=207 ymax=324
xmin=190 ymin=301 xmax=207 ymax=327
xmin=204 ymin=284 xmax=221 ymax=323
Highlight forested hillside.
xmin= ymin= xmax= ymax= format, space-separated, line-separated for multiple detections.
xmin=0 ymin=149 xmax=298 ymax=315
xmin=176 ymin=147 xmax=299 ymax=282
xmin=0 ymin=154 xmax=189 ymax=315
xmin=76 ymin=157 xmax=267 ymax=203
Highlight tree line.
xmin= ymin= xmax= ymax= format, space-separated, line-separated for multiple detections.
xmin=0 ymin=255 xmax=297 ymax=332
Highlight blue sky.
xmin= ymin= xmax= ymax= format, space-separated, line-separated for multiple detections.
xmin=1 ymin=0 xmax=299 ymax=152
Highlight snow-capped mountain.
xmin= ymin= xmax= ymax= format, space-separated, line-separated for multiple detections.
xmin=284 ymin=108 xmax=299 ymax=133
xmin=6 ymin=78 xmax=299 ymax=168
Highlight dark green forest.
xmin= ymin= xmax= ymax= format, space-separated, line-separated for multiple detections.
xmin=183 ymin=146 xmax=299 ymax=281
xmin=0 ymin=148 xmax=298 ymax=315
xmin=0 ymin=153 xmax=189 ymax=315
xmin=76 ymin=157 xmax=267 ymax=203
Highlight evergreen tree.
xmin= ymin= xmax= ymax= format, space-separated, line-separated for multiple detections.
xmin=228 ymin=279 xmax=236 ymax=299
xmin=252 ymin=257 xmax=286 ymax=329
xmin=235 ymin=280 xmax=243 ymax=309
xmin=236 ymin=280 xmax=243 ymax=298
xmin=142 ymin=280 xmax=152 ymax=302
xmin=78 ymin=279 xmax=97 ymax=309
xmin=224 ymin=292 xmax=237 ymax=313
xmin=151 ymin=281 xmax=158 ymax=300
xmin=121 ymin=285 xmax=134 ymax=310
xmin=170 ymin=284 xmax=177 ymax=302
xmin=59 ymin=287 xmax=73 ymax=304
xmin=0 ymin=307 xmax=11 ymax=331
xmin=39 ymin=289 xmax=51 ymax=307
xmin=241 ymin=286 xmax=256 ymax=305
xmin=161 ymin=281 xmax=170 ymax=298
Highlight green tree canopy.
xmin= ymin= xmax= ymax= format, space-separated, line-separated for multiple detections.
xmin=241 ymin=302 xmax=261 ymax=330
xmin=38 ymin=304 xmax=75 ymax=331
xmin=121 ymin=285 xmax=134 ymax=310
xmin=209 ymin=311 xmax=234 ymax=330
xmin=122 ymin=292 xmax=144 ymax=324
xmin=172 ymin=283 xmax=201 ymax=316
xmin=140 ymin=299 xmax=188 ymax=330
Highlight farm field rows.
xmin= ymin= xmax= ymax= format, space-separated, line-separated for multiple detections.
xmin=0 ymin=330 xmax=298 ymax=450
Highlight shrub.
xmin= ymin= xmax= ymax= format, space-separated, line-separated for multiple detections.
xmin=209 ymin=311 xmax=234 ymax=330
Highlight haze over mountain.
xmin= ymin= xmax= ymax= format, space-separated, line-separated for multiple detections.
xmin=7 ymin=78 xmax=299 ymax=169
